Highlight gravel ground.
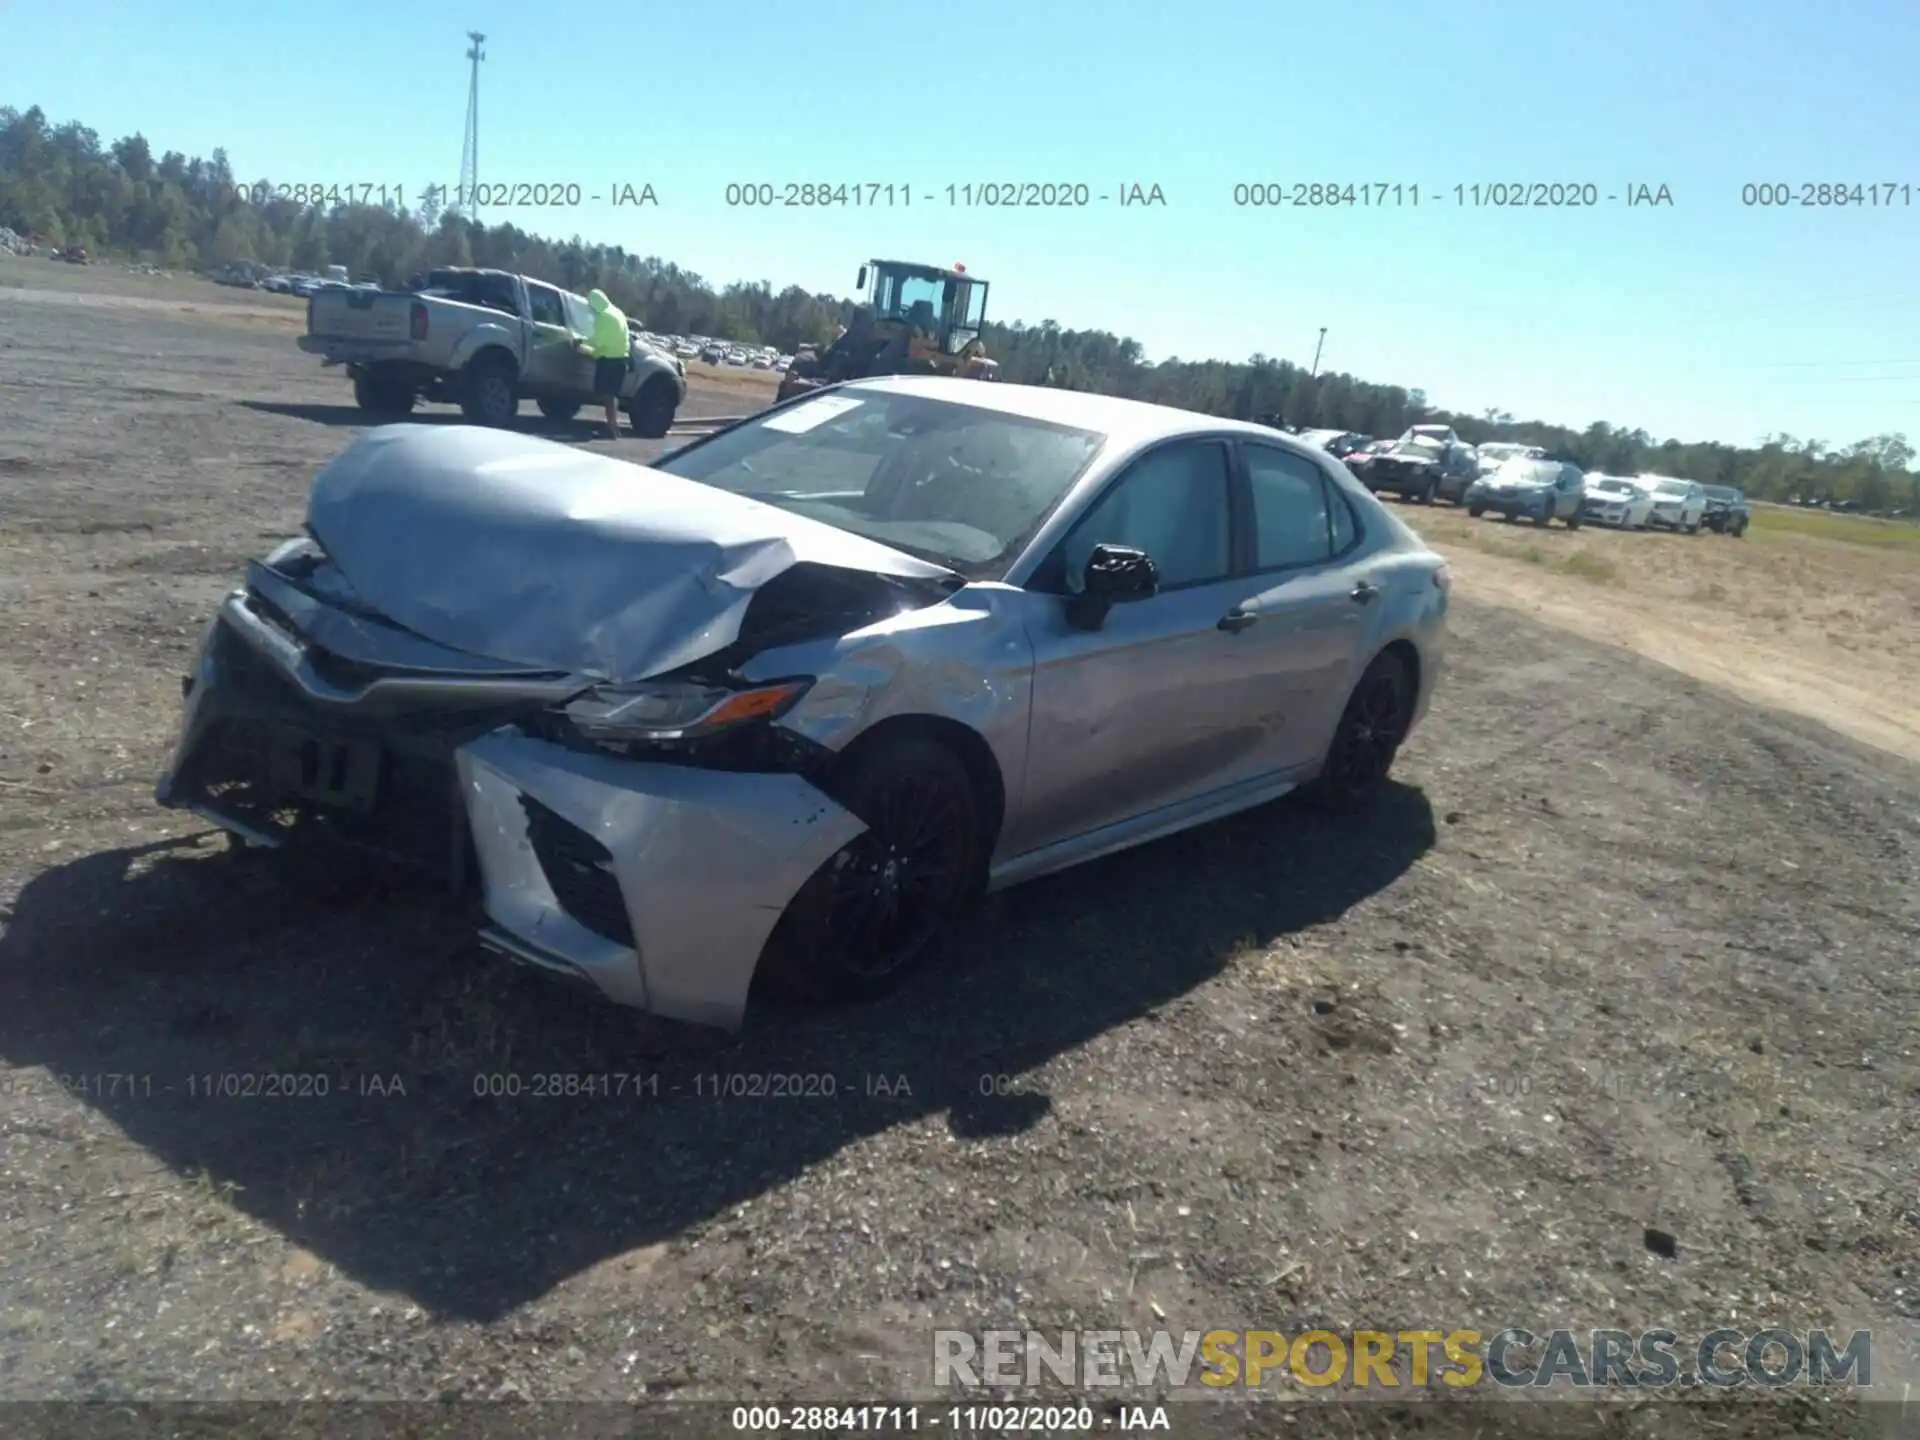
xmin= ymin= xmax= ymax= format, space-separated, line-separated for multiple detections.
xmin=1 ymin=263 xmax=1918 ymax=1437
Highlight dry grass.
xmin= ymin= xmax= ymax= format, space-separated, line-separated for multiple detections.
xmin=107 ymin=1169 xmax=254 ymax=1278
xmin=1402 ymin=500 xmax=1920 ymax=763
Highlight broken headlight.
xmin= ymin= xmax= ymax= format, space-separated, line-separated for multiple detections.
xmin=557 ymin=677 xmax=813 ymax=747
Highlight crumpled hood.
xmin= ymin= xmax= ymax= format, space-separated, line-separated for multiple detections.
xmin=303 ymin=425 xmax=954 ymax=683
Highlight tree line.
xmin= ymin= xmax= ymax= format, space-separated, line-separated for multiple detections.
xmin=4 ymin=102 xmax=1915 ymax=511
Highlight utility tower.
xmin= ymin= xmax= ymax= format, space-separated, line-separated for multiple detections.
xmin=456 ymin=30 xmax=486 ymax=218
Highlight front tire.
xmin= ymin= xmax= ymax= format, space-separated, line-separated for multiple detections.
xmin=1300 ymin=650 xmax=1414 ymax=813
xmin=627 ymin=377 xmax=678 ymax=439
xmin=1468 ymin=504 xmax=1486 ymax=518
xmin=764 ymin=736 xmax=982 ymax=1003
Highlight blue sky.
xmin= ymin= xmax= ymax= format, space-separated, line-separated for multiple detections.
xmin=7 ymin=0 xmax=1920 ymax=448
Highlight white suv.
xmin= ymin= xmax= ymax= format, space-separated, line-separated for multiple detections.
xmin=1640 ymin=476 xmax=1708 ymax=533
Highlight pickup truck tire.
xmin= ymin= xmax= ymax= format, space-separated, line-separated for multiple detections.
xmin=460 ymin=355 xmax=520 ymax=427
xmin=537 ymin=399 xmax=582 ymax=422
xmin=353 ymin=371 xmax=415 ymax=417
xmin=1469 ymin=504 xmax=1486 ymax=518
xmin=627 ymin=376 xmax=678 ymax=439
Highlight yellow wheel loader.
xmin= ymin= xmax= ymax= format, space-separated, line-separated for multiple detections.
xmin=776 ymin=259 xmax=998 ymax=403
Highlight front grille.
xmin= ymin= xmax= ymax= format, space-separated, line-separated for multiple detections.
xmin=518 ymin=795 xmax=635 ymax=947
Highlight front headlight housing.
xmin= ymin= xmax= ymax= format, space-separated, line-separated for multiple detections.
xmin=557 ymin=677 xmax=812 ymax=746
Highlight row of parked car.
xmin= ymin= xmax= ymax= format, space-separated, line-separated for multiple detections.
xmin=632 ymin=333 xmax=795 ymax=372
xmin=1290 ymin=426 xmax=1751 ymax=536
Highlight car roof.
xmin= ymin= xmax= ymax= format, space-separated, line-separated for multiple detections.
xmin=839 ymin=376 xmax=1312 ymax=448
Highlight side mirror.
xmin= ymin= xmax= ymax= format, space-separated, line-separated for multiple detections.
xmin=1066 ymin=544 xmax=1158 ymax=630
xmin=856 ymin=265 xmax=869 ymax=292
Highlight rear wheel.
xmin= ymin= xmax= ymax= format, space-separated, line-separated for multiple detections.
xmin=764 ymin=737 xmax=982 ymax=1002
xmin=1300 ymin=650 xmax=1414 ymax=813
xmin=460 ymin=356 xmax=519 ymax=427
xmin=537 ymin=398 xmax=582 ymax=422
xmin=353 ymin=370 xmax=415 ymax=417
xmin=626 ymin=376 xmax=678 ymax=439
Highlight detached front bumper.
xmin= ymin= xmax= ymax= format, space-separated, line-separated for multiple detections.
xmin=458 ymin=734 xmax=862 ymax=1029
xmin=157 ymin=603 xmax=865 ymax=1031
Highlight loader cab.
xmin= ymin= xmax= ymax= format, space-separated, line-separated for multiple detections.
xmin=859 ymin=260 xmax=988 ymax=359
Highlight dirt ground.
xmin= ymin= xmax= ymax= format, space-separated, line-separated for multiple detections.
xmin=2 ymin=259 xmax=1918 ymax=1437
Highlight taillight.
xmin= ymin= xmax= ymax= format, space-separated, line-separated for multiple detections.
xmin=409 ymin=301 xmax=428 ymax=341
xmin=1432 ymin=564 xmax=1451 ymax=593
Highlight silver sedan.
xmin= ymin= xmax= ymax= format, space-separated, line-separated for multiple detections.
xmin=156 ymin=378 xmax=1450 ymax=1029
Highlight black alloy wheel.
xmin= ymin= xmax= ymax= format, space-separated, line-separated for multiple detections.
xmin=766 ymin=737 xmax=981 ymax=1001
xmin=1301 ymin=651 xmax=1413 ymax=813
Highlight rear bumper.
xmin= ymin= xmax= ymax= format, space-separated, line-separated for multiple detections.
xmin=297 ymin=336 xmax=418 ymax=365
xmin=156 ymin=603 xmax=865 ymax=1031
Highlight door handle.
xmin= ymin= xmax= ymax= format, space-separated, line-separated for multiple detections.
xmin=1218 ymin=606 xmax=1259 ymax=633
xmin=1349 ymin=581 xmax=1380 ymax=604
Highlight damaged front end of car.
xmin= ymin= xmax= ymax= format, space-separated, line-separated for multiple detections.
xmin=156 ymin=425 xmax=965 ymax=1030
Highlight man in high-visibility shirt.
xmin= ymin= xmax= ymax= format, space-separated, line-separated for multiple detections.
xmin=583 ymin=288 xmax=632 ymax=440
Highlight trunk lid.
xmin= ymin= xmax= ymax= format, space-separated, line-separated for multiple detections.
xmin=303 ymin=425 xmax=956 ymax=684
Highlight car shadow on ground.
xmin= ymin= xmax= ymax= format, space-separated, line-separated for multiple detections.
xmin=237 ymin=399 xmax=611 ymax=441
xmin=0 ymin=783 xmax=1434 ymax=1322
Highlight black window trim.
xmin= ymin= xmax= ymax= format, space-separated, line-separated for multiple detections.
xmin=1232 ymin=439 xmax=1367 ymax=579
xmin=1030 ymin=434 xmax=1241 ymax=596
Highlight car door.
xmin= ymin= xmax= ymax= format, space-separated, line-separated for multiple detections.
xmin=1013 ymin=438 xmax=1273 ymax=857
xmin=559 ymin=291 xmax=605 ymax=395
xmin=522 ymin=281 xmax=577 ymax=393
xmin=1232 ymin=442 xmax=1377 ymax=771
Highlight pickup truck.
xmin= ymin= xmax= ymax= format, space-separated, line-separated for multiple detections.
xmin=1352 ymin=430 xmax=1480 ymax=505
xmin=296 ymin=267 xmax=686 ymax=436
